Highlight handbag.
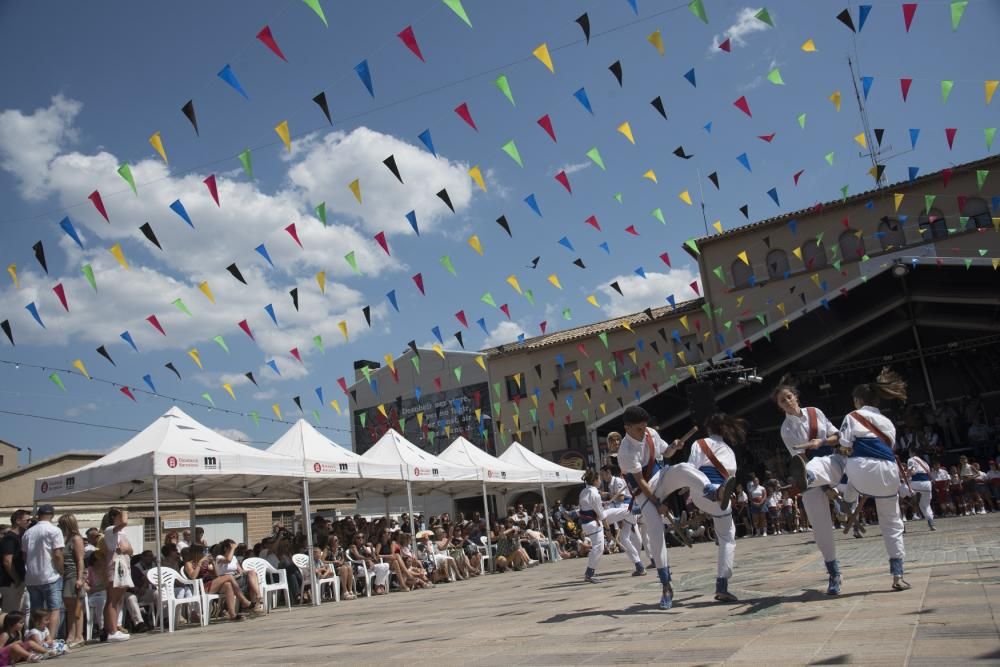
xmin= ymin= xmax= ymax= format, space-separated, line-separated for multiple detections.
xmin=111 ymin=553 xmax=134 ymax=588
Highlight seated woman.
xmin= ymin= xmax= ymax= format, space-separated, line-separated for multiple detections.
xmin=322 ymin=538 xmax=356 ymax=600
xmin=376 ymin=528 xmax=413 ymax=592
xmin=447 ymin=525 xmax=477 ymax=578
xmin=215 ymin=539 xmax=262 ymax=612
xmin=395 ymin=533 xmax=434 ymax=589
xmin=0 ymin=612 xmax=48 ymax=664
xmin=348 ymin=533 xmax=391 ymax=595
xmin=183 ymin=545 xmax=249 ymax=621
xmin=494 ymin=519 xmax=531 ymax=572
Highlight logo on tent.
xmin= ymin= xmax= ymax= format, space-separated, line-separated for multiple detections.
xmin=40 ymin=481 xmax=48 ymax=493
xmin=167 ymin=456 xmax=178 ymax=469
xmin=203 ymin=456 xmax=218 ymax=470
xmin=339 ymin=463 xmax=348 ymax=472
xmin=487 ymin=470 xmax=494 ymax=478
xmin=313 ymin=462 xmax=322 ymax=473
xmin=65 ymin=476 xmax=75 ymax=490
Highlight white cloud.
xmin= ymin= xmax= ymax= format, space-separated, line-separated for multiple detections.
xmin=596 ymin=269 xmax=702 ymax=318
xmin=65 ymin=402 xmax=98 ymax=417
xmin=710 ymin=7 xmax=770 ymax=53
xmin=557 ymin=161 xmax=593 ymax=175
xmin=0 ymin=95 xmax=81 ymax=200
xmin=480 ymin=319 xmax=528 ymax=349
xmin=212 ymin=427 xmax=251 ymax=444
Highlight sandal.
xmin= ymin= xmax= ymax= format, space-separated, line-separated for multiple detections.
xmin=343 ymin=592 xmax=357 ymax=600
xmin=228 ymin=614 xmax=245 ymax=622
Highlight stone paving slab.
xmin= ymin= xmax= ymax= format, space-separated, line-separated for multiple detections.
xmin=57 ymin=513 xmax=1000 ymax=666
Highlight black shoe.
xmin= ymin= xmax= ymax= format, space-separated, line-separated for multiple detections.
xmin=717 ymin=477 xmax=737 ymax=511
xmin=99 ymin=629 xmax=108 ymax=643
xmin=790 ymin=455 xmax=809 ymax=492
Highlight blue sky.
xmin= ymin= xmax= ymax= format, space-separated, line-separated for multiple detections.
xmin=1 ymin=0 xmax=997 ymax=460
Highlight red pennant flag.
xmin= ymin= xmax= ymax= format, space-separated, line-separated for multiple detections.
xmin=576 ymin=342 xmax=589 ymax=358
xmin=653 ymin=382 xmax=660 ymax=393
xmin=374 ymin=231 xmax=390 ymax=255
xmin=540 ymin=321 xmax=548 ymax=334
xmin=390 ymin=367 xmax=400 ymax=383
xmin=256 ymin=25 xmax=288 ymax=61
xmin=689 ymin=281 xmax=700 ymax=296
xmin=285 ymin=223 xmax=302 ymax=248
xmin=337 ymin=377 xmax=348 ymax=394
xmin=900 ymin=78 xmax=912 ymax=101
xmin=945 ymin=128 xmax=957 ymax=150
xmin=793 ymin=169 xmax=805 ymax=185
xmin=433 ymin=377 xmax=442 ymax=391
xmin=957 ymin=195 xmax=966 ymax=213
xmin=733 ymin=95 xmax=752 ymax=118
xmin=146 ymin=315 xmax=166 ymax=336
xmin=719 ymin=38 xmax=731 ymax=52
xmin=397 ymin=25 xmax=425 ymax=62
xmin=454 ymin=103 xmax=477 ymax=131
xmin=902 ymin=3 xmax=917 ymax=32
xmin=455 ymin=310 xmax=468 ymax=328
xmin=625 ymin=225 xmax=639 ymax=236
xmin=758 ymin=133 xmax=775 ymax=142
xmin=88 ymin=190 xmax=110 ymax=222
xmin=238 ymin=319 xmax=254 ymax=340
xmin=499 ymin=303 xmax=511 ymax=319
xmin=585 ymin=215 xmax=601 ymax=231
xmin=53 ymin=283 xmax=68 ymax=311
xmin=942 ymin=168 xmax=954 ymax=188
xmin=203 ymin=175 xmax=220 ymax=206
xmin=412 ymin=273 xmax=425 ymax=295
xmin=659 ymin=252 xmax=671 ymax=267
xmin=537 ymin=114 xmax=557 ymax=142
xmin=588 ymin=370 xmax=596 ymax=383
xmin=120 ymin=386 xmax=137 ymax=402
xmin=554 ymin=170 xmax=572 ymax=193
xmin=290 ymin=347 xmax=303 ymax=363
xmin=548 ymin=402 xmax=556 ymax=417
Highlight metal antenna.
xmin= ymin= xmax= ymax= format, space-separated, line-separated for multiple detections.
xmin=848 ymin=55 xmax=886 ymax=187
xmin=696 ymin=167 xmax=710 ymax=236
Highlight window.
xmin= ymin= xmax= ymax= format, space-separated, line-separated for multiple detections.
xmin=963 ymin=197 xmax=991 ymax=230
xmin=800 ymin=241 xmax=828 ymax=270
xmin=505 ymin=372 xmax=526 ymax=400
xmin=271 ymin=510 xmax=295 ymax=531
xmin=919 ymin=208 xmax=948 ymax=240
xmin=554 ymin=361 xmax=579 ymax=393
xmin=838 ymin=230 xmax=866 ymax=263
xmin=672 ymin=334 xmax=702 ymax=365
xmin=564 ymin=421 xmax=588 ymax=454
xmin=730 ymin=258 xmax=755 ymax=288
xmin=143 ymin=518 xmax=156 ymax=546
xmin=766 ymin=249 xmax=789 ymax=280
xmin=877 ymin=217 xmax=906 ymax=251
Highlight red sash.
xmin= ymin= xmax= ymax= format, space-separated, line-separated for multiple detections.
xmin=806 ymin=407 xmax=818 ymax=440
xmin=697 ymin=439 xmax=730 ymax=480
xmin=849 ymin=411 xmax=893 ymax=446
xmin=642 ymin=430 xmax=657 ymax=479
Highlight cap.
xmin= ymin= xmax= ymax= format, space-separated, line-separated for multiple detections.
xmin=37 ymin=504 xmax=55 ymax=516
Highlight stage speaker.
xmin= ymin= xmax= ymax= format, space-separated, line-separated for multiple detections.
xmin=685 ymin=382 xmax=717 ymax=428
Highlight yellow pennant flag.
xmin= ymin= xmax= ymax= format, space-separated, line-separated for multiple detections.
xmin=274 ymin=120 xmax=291 ymax=152
xmin=416 ymin=411 xmax=423 ymax=427
xmin=829 ymin=90 xmax=842 ymax=111
xmin=338 ymin=320 xmax=349 ymax=342
xmin=223 ymin=383 xmax=236 ymax=400
xmin=513 ymin=373 xmax=522 ymax=388
xmin=377 ymin=404 xmax=387 ymax=418
xmin=383 ymin=353 xmax=396 ymax=374
xmin=893 ymin=193 xmax=904 ymax=212
xmin=72 ymin=359 xmax=90 ymax=379
xmin=468 ymin=235 xmax=483 ymax=256
xmin=792 ymin=246 xmax=803 ymax=262
xmin=737 ymin=250 xmax=749 ymax=265
xmin=599 ymin=402 xmax=607 ymax=415
xmin=532 ymin=43 xmax=554 ymax=72
xmin=109 ymin=244 xmax=129 ymax=269
xmin=854 ymin=133 xmax=867 ymax=149
xmin=198 ymin=281 xmax=215 ymax=303
xmin=677 ymin=351 xmax=687 ymax=364
xmin=736 ymin=295 xmax=744 ymax=307
xmin=621 ymin=320 xmax=634 ymax=333
xmin=573 ymin=369 xmax=582 ymax=385
xmin=712 ymin=220 xmax=723 ymax=234
xmin=512 ymin=414 xmax=520 ymax=430
xmin=643 ymin=169 xmax=657 ymax=183
xmin=469 ymin=165 xmax=487 ymax=191
xmin=475 ymin=408 xmax=482 ymax=421
xmin=348 ymin=179 xmax=362 ymax=203
xmin=603 ymin=379 xmax=612 ymax=393
xmin=188 ymin=348 xmax=203 ymax=369
xmin=474 ymin=355 xmax=486 ymax=372
xmin=986 ymin=80 xmax=999 ymax=106
xmin=680 ymin=315 xmax=690 ymax=331
xmin=801 ymin=38 xmax=816 ymax=52
xmin=586 ymin=294 xmax=599 ymax=308
xmin=530 ymin=394 xmax=538 ymax=409
xmin=432 ymin=343 xmax=445 ymax=359
xmin=776 ymin=302 xmax=786 ymax=315
xmin=149 ymin=131 xmax=168 ymax=164
xmin=810 ymin=273 xmax=821 ymax=288
xmin=548 ymin=274 xmax=562 ymax=289
xmin=617 ymin=121 xmax=635 ymax=144
xmin=506 ymin=275 xmax=522 ymax=294
xmin=7 ymin=264 xmax=18 ymax=288
xmin=329 ymin=399 xmax=342 ymax=415
xmin=315 ymin=271 xmax=326 ymax=294
xmin=272 ymin=404 xmax=282 ymax=420
xmin=687 ymin=365 xmax=698 ymax=379
xmin=783 ymin=319 xmax=791 ymax=330
xmin=628 ymin=350 xmax=638 ymax=365
xmin=647 ymin=29 xmax=664 ymax=55
xmin=679 ymin=190 xmax=693 ymax=205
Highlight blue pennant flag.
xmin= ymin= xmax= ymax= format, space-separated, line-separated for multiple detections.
xmin=143 ymin=374 xmax=156 ymax=393
xmin=354 ymin=59 xmax=374 ymax=97
xmin=858 ymin=4 xmax=872 ymax=31
xmin=264 ymin=304 xmax=278 ymax=325
xmin=217 ymin=64 xmax=249 ymax=99
xmin=431 ymin=326 xmax=443 ymax=344
xmin=476 ymin=317 xmax=488 ymax=334
xmin=909 ymin=128 xmax=920 ymax=149
xmin=25 ymin=302 xmax=44 ymax=328
xmin=267 ymin=359 xmax=281 ymax=376
xmin=737 ymin=152 xmax=752 ymax=172
xmin=315 ymin=387 xmax=324 ymax=404
xmin=684 ymin=68 xmax=697 ymax=87
xmin=861 ymin=76 xmax=874 ymax=100
xmin=59 ymin=217 xmax=83 ymax=249
xmin=557 ymin=236 xmax=574 ymax=251
xmin=634 ymin=267 xmax=646 ymax=278
xmin=767 ymin=187 xmax=780 ymax=206
xmin=573 ymin=87 xmax=593 ymax=114
xmin=386 ymin=289 xmax=399 ymax=312
xmin=417 ymin=129 xmax=436 ymax=156
xmin=598 ymin=241 xmax=610 ymax=254
xmin=170 ymin=199 xmax=194 ymax=227
xmin=120 ymin=331 xmax=138 ymax=352
xmin=405 ymin=210 xmax=419 ymax=235
xmin=524 ymin=193 xmax=542 ymax=217
xmin=255 ymin=244 xmax=274 ymax=267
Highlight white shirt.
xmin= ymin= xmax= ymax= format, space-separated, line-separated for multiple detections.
xmin=617 ymin=427 xmax=669 ymax=477
xmin=767 ymin=490 xmax=783 ymax=508
xmin=687 ymin=434 xmax=737 ymax=476
xmin=907 ymin=456 xmax=931 ymax=476
xmin=748 ymin=482 xmax=766 ymax=502
xmin=602 ymin=475 xmax=629 ymax=500
xmin=216 ymin=554 xmax=239 ymax=576
xmin=839 ymin=405 xmax=896 ymax=446
xmin=933 ymin=468 xmax=950 ymax=481
xmin=21 ymin=520 xmax=65 ymax=586
xmin=780 ymin=407 xmax=837 ymax=457
xmin=578 ymin=486 xmax=604 ymax=523
xmin=103 ymin=526 xmax=120 ymax=554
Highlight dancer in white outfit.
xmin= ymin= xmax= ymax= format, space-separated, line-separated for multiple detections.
xmin=773 ymin=376 xmax=846 ymax=595
xmin=578 ymin=469 xmax=607 ymax=583
xmin=900 ymin=449 xmax=935 ymax=531
xmin=617 ymin=406 xmax=736 ymax=610
xmin=599 ymin=466 xmax=645 ymax=576
xmin=839 ymin=368 xmax=911 ymax=591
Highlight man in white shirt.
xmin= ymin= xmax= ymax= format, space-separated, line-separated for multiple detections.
xmin=21 ymin=504 xmax=65 ymax=638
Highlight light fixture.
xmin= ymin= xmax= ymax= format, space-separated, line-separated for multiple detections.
xmin=891 ymin=261 xmax=910 ymax=278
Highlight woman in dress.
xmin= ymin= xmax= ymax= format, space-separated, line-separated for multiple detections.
xmin=57 ymin=514 xmax=86 ymax=647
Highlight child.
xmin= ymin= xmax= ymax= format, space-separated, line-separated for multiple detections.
xmin=24 ymin=610 xmax=66 ymax=657
xmin=0 ymin=611 xmax=47 ymax=664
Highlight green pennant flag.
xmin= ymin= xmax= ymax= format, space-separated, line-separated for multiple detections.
xmin=495 ymin=75 xmax=515 ymax=106
xmin=714 ymin=306 xmax=723 ymax=317
xmin=756 ymin=313 xmax=766 ymax=327
xmin=595 ymin=360 xmax=604 ymax=376
xmin=833 ymin=260 xmax=842 ymax=271
xmin=49 ymin=372 xmax=66 ymax=391
xmin=344 ymin=251 xmax=360 ymax=274
xmin=493 ymin=401 xmax=501 ymax=416
xmin=959 ymin=216 xmax=970 ymax=231
xmin=213 ymin=335 xmax=229 ymax=353
xmin=238 ymin=148 xmax=253 ymax=178
xmin=713 ymin=266 xmax=725 ymax=281
xmin=529 ymin=407 xmax=537 ymax=423
xmin=315 ymin=202 xmax=327 ymax=225
xmin=797 ymin=113 xmax=807 ymax=129
xmin=172 ymin=298 xmax=193 ymax=316
xmin=763 ymin=330 xmax=772 ymax=342
xmin=941 ymin=80 xmax=954 ymax=104
xmin=657 ymin=359 xmax=666 ymax=372
xmin=861 ymin=254 xmax=871 ymax=262
xmin=979 ymin=249 xmax=988 ymax=256
xmin=359 ymin=412 xmax=367 ymax=428
xmin=755 ymin=7 xmax=774 ymax=26
xmin=614 ymin=192 xmax=623 ymax=204
xmin=512 ymin=401 xmax=520 ymax=415
xmin=684 ymin=238 xmax=700 ymax=255
xmin=361 ymin=366 xmax=372 ymax=383
xmin=951 ymin=0 xmax=968 ymax=30
xmin=585 ymin=147 xmax=605 ymax=170
xmin=582 ymin=408 xmax=589 ymax=422
xmin=411 ymin=356 xmax=420 ymax=374
xmin=816 ymin=231 xmax=825 ymax=244
xmin=524 ymin=289 xmax=535 ymax=306
xmin=443 ymin=0 xmax=473 ymax=27
xmin=609 ymin=361 xmax=618 ymax=377
xmin=724 ymin=321 xmax=733 ymax=330
xmin=302 ymin=0 xmax=329 ymax=26
xmin=249 ymin=411 xmax=259 ymax=427
xmin=985 ymin=128 xmax=997 ymax=151
xmin=201 ymin=392 xmax=215 ymax=407
xmin=767 ymin=68 xmax=785 ymax=85
xmin=562 ymin=308 xmax=572 ymax=320
xmin=925 ymin=194 xmax=936 ymax=213
xmin=428 ymin=428 xmax=436 ymax=442
xmin=701 ymin=303 xmax=712 ymax=317
xmin=481 ymin=292 xmax=497 ymax=308
xmin=440 ymin=255 xmax=457 ymax=276
xmin=688 ymin=0 xmax=708 ymax=23
xmin=117 ymin=163 xmax=137 ymax=195
xmin=977 ymin=170 xmax=988 ymax=191
xmin=454 ymin=366 xmax=463 ymax=382
xmin=825 ymin=152 xmax=834 ymax=165
xmin=501 ymin=140 xmax=523 ymax=167
xmin=313 ymin=335 xmax=324 ymax=353
xmin=398 ymin=416 xmax=405 ymax=432
xmin=598 ymin=332 xmax=609 ymax=348
xmin=312 ymin=409 xmax=321 ymax=424
xmin=964 ymin=258 xmax=973 ymax=270
xmin=840 ymin=185 xmax=848 ymax=201
xmin=493 ymin=382 xmax=503 ymax=398
xmin=82 ymin=264 xmax=97 ymax=291
xmin=652 ymin=208 xmax=665 ymax=224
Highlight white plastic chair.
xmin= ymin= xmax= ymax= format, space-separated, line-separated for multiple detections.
xmin=242 ymin=557 xmax=291 ymax=612
xmin=146 ymin=567 xmax=204 ymax=632
xmin=346 ymin=552 xmax=374 ymax=597
xmin=478 ymin=536 xmax=493 ymax=572
xmin=292 ymin=553 xmax=340 ymax=603
xmin=428 ymin=543 xmax=457 ymax=582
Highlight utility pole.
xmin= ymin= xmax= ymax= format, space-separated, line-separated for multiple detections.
xmin=848 ymin=56 xmax=887 ymax=188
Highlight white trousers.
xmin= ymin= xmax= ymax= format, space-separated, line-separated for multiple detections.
xmin=843 ymin=458 xmax=904 ymax=561
xmin=583 ymin=521 xmax=604 ymax=571
xmin=899 ymin=480 xmax=934 ymax=521
xmin=372 ymin=563 xmax=391 ymax=588
xmin=603 ymin=506 xmax=642 ymax=564
xmin=801 ymin=487 xmax=837 ymax=562
xmin=680 ymin=471 xmax=736 ymax=581
xmin=636 ymin=463 xmax=716 ymax=573
xmin=806 ymin=454 xmax=847 ymax=487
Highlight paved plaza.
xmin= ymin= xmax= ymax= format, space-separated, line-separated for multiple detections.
xmin=62 ymin=513 xmax=1000 ymax=666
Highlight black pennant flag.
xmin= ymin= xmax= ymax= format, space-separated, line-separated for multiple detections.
xmin=96 ymin=345 xmax=115 ymax=366
xmin=573 ymin=258 xmax=586 ymax=269
xmin=496 ymin=215 xmax=512 ymax=237
xmin=874 ymin=128 xmax=884 ymax=147
xmin=610 ymin=281 xmax=623 ymax=295
xmin=181 ymin=100 xmax=199 ymax=135
xmin=226 ymin=263 xmax=247 ymax=284
xmin=836 ymin=8 xmax=856 ymax=32
xmin=673 ymin=146 xmax=692 ymax=159
xmin=657 ymin=327 xmax=668 ymax=342
xmin=290 ymin=287 xmax=299 ymax=311
xmin=1 ymin=320 xmax=13 ymax=346
xmin=534 ymin=364 xmax=542 ymax=379
xmin=245 ymin=371 xmax=258 ymax=387
xmin=575 ymin=13 xmax=590 ymax=43
xmin=165 ymin=362 xmax=181 ymax=380
xmin=363 ymin=305 xmax=372 ymax=326
xmin=650 ymin=340 xmax=659 ymax=354
xmin=437 ymin=188 xmax=455 ymax=212
xmin=312 ymin=91 xmax=332 ymax=124
xmin=643 ymin=307 xmax=654 ymax=321
xmin=616 ymin=397 xmax=624 ymax=408
xmin=383 ymin=155 xmax=403 ymax=183
xmin=585 ymin=387 xmax=592 ymax=401
xmin=651 ymin=96 xmax=667 ymax=119
xmin=608 ymin=60 xmax=623 ymax=86
xmin=407 ymin=340 xmax=419 ymax=357
xmin=762 ymin=235 xmax=771 ymax=249
xmin=454 ymin=331 xmax=465 ymax=349
xmin=350 ymin=389 xmax=358 ymax=403
xmin=33 ymin=241 xmax=48 ymax=274
xmin=739 ymin=204 xmax=750 ymax=220
xmin=708 ymin=171 xmax=720 ymax=189
xmin=139 ymin=222 xmax=162 ymax=250
xmin=293 ymin=396 xmax=303 ymax=413
xmin=528 ymin=256 xmax=541 ymax=269
xmin=874 ymin=164 xmax=886 ymax=181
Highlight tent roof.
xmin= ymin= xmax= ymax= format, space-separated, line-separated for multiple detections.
xmin=439 ymin=437 xmax=541 ymax=485
xmin=498 ymin=442 xmax=583 ymax=486
xmin=360 ymin=429 xmax=481 ymax=495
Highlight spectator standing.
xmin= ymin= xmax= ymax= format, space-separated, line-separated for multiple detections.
xmin=20 ymin=504 xmax=64 ymax=640
xmin=58 ymin=514 xmax=87 ymax=647
xmin=0 ymin=510 xmax=30 ymax=613
xmin=84 ymin=527 xmax=100 ymax=555
xmin=101 ymin=507 xmax=132 ymax=642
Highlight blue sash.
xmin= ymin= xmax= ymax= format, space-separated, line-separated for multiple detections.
xmin=699 ymin=465 xmax=725 ymax=485
xmin=849 ymin=436 xmax=895 ymax=462
xmin=911 ymin=472 xmax=930 ymax=482
xmin=810 ymin=445 xmax=834 ymax=458
xmin=579 ymin=509 xmax=600 ymax=523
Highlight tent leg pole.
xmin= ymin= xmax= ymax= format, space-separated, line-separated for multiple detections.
xmin=153 ymin=476 xmax=163 ymax=633
xmin=406 ymin=480 xmax=416 ymax=539
xmin=303 ymin=479 xmax=320 ymax=607
xmin=540 ymin=483 xmax=556 ymax=562
xmin=188 ymin=497 xmax=196 ymax=547
xmin=482 ymin=481 xmax=494 ymax=573
xmin=589 ymin=428 xmax=601 ymax=469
